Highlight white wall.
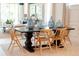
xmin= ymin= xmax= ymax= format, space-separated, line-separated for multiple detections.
xmin=70 ymin=5 xmax=79 ymax=28
xmin=69 ymin=5 xmax=79 ymax=45
xmin=55 ymin=3 xmax=63 ymax=22
xmin=65 ymin=5 xmax=70 ymax=27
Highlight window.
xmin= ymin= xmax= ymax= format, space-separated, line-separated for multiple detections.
xmin=0 ymin=3 xmax=19 ymax=24
xmin=29 ymin=3 xmax=44 ymax=20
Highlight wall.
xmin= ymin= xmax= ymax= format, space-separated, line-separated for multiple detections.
xmin=55 ymin=3 xmax=64 ymax=22
xmin=70 ymin=5 xmax=79 ymax=28
xmin=65 ymin=4 xmax=70 ymax=27
xmin=69 ymin=5 xmax=79 ymax=45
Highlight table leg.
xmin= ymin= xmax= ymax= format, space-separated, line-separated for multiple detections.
xmin=24 ymin=32 xmax=34 ymax=52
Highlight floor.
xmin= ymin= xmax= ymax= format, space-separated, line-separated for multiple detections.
xmin=0 ymin=29 xmax=79 ymax=56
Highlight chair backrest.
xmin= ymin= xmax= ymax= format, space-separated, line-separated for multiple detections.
xmin=40 ymin=28 xmax=55 ymax=38
xmin=9 ymin=28 xmax=18 ymax=41
xmin=57 ymin=28 xmax=69 ymax=38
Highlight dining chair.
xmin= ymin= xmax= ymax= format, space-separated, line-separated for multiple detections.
xmin=8 ymin=28 xmax=25 ymax=54
xmin=34 ymin=28 xmax=55 ymax=54
xmin=56 ymin=27 xmax=72 ymax=48
xmin=61 ymin=27 xmax=72 ymax=46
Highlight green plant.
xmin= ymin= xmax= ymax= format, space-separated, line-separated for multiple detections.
xmin=6 ymin=19 xmax=13 ymax=24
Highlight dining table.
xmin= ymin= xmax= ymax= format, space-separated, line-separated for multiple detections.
xmin=15 ymin=27 xmax=40 ymax=52
xmin=15 ymin=27 xmax=75 ymax=52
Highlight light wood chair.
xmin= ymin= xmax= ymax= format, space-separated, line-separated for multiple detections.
xmin=34 ymin=28 xmax=55 ymax=54
xmin=61 ymin=28 xmax=72 ymax=46
xmin=56 ymin=28 xmax=66 ymax=48
xmin=8 ymin=28 xmax=25 ymax=54
xmin=56 ymin=27 xmax=72 ymax=48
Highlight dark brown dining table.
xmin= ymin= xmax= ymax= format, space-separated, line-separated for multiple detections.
xmin=15 ymin=27 xmax=75 ymax=52
xmin=15 ymin=27 xmax=40 ymax=52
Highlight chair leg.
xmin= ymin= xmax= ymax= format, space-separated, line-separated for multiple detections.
xmin=15 ymin=40 xmax=26 ymax=55
xmin=48 ymin=39 xmax=52 ymax=50
xmin=8 ymin=40 xmax=13 ymax=50
xmin=34 ymin=39 xmax=38 ymax=49
xmin=47 ymin=40 xmax=52 ymax=54
xmin=67 ymin=36 xmax=72 ymax=46
xmin=61 ymin=38 xmax=67 ymax=48
xmin=8 ymin=41 xmax=16 ymax=54
xmin=39 ymin=44 xmax=42 ymax=55
xmin=17 ymin=40 xmax=23 ymax=47
xmin=55 ymin=40 xmax=57 ymax=52
xmin=39 ymin=40 xmax=42 ymax=55
xmin=15 ymin=40 xmax=23 ymax=49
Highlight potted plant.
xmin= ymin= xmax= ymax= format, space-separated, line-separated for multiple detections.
xmin=6 ymin=19 xmax=14 ymax=27
xmin=6 ymin=19 xmax=13 ymax=24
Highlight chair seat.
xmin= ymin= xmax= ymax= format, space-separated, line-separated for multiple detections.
xmin=34 ymin=28 xmax=55 ymax=55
